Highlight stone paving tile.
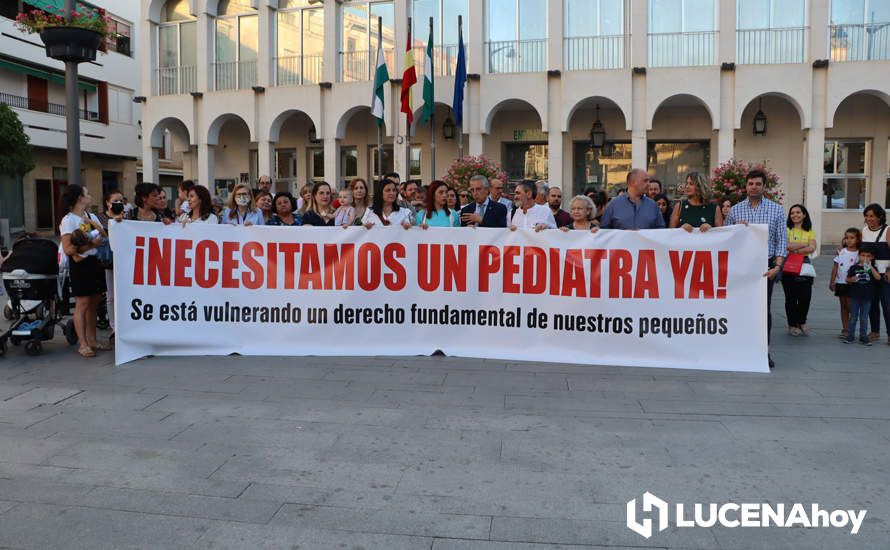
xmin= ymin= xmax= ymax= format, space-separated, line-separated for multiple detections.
xmin=0 ymin=503 xmax=212 ymax=550
xmin=191 ymin=522 xmax=433 ymax=550
xmin=77 ymin=486 xmax=282 ymax=524
xmin=270 ymin=502 xmax=492 ymax=539
xmin=432 ymin=541 xmax=662 ymax=550
xmin=490 ymin=517 xmax=720 ymax=548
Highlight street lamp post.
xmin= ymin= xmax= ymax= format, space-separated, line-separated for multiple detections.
xmin=64 ymin=0 xmax=81 ymax=186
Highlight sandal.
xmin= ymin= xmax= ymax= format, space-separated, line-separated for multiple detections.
xmin=78 ymin=346 xmax=96 ymax=358
xmin=91 ymin=342 xmax=113 ymax=351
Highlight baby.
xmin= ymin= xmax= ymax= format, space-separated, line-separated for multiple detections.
xmin=68 ymin=228 xmax=100 ymax=263
xmin=334 ymin=189 xmax=355 ymax=226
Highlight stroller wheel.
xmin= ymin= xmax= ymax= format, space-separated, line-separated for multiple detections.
xmin=10 ymin=336 xmax=21 ymax=346
xmin=0 ymin=339 xmax=6 ymax=356
xmin=24 ymin=340 xmax=42 ymax=356
xmin=2 ymin=304 xmax=13 ymax=320
xmin=64 ymin=320 xmax=78 ymax=346
xmin=97 ymin=319 xmax=110 ymax=330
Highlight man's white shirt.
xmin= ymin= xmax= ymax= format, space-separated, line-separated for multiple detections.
xmin=510 ymin=203 xmax=557 ymax=229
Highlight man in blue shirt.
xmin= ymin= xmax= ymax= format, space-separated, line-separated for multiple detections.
xmin=723 ymin=169 xmax=787 ymax=369
xmin=599 ymin=169 xmax=666 ymax=230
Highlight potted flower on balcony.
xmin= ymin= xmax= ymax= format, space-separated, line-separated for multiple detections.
xmin=15 ymin=6 xmax=112 ymax=63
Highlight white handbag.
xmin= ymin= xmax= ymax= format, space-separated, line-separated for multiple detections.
xmin=799 ymin=262 xmax=816 ymax=278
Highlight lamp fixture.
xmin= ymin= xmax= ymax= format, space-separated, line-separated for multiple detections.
xmin=442 ymin=116 xmax=456 ymax=140
xmin=590 ymin=104 xmax=606 ymax=150
xmin=753 ymin=97 xmax=767 ymax=136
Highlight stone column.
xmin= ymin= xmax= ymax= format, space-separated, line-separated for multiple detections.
xmin=717 ymin=69 xmax=735 ymax=163
xmin=631 ymin=70 xmax=647 ymax=170
xmin=324 ymin=136 xmax=339 ymax=190
xmin=142 ymin=144 xmax=159 ymax=184
xmin=197 ymin=142 xmax=216 ymax=194
xmin=806 ymin=68 xmax=827 ymax=254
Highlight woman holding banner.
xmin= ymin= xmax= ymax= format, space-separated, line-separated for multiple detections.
xmin=267 ymin=192 xmax=302 ymax=226
xmin=349 ymin=178 xmax=370 ymax=226
xmin=363 ymin=179 xmax=412 ymax=229
xmin=416 ymin=180 xmax=460 ymax=228
xmin=559 ymin=195 xmax=599 ymax=233
xmin=301 ymin=182 xmax=337 ymax=226
xmin=223 ymin=183 xmax=264 ymax=226
xmin=181 ymin=185 xmax=218 ymax=225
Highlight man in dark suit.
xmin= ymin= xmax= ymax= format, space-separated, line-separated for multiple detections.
xmin=460 ymin=175 xmax=508 ymax=228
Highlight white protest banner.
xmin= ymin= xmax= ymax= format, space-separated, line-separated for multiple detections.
xmin=110 ymin=221 xmax=769 ymax=372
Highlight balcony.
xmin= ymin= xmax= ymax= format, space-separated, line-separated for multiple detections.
xmin=648 ymin=31 xmax=716 ymax=67
xmin=275 ymin=55 xmax=324 ymax=86
xmin=830 ymin=23 xmax=890 ymax=62
xmin=339 ymin=48 xmax=394 ymax=82
xmin=0 ymin=91 xmax=101 ymax=122
xmin=736 ymin=28 xmax=807 ymax=64
xmin=486 ymin=39 xmax=547 ymax=74
xmin=564 ymin=35 xmax=628 ymax=71
xmin=213 ymin=60 xmax=257 ymax=91
xmin=411 ymin=44 xmax=460 ymax=77
xmin=156 ymin=65 xmax=197 ymax=95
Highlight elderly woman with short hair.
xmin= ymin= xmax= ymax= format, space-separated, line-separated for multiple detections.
xmin=559 ymin=195 xmax=599 ymax=233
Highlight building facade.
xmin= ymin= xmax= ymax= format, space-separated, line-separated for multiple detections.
xmin=0 ymin=0 xmax=143 ymax=235
xmin=140 ymin=0 xmax=890 ymax=246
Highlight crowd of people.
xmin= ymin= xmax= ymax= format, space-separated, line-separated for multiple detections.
xmin=55 ymin=167 xmax=890 ymax=365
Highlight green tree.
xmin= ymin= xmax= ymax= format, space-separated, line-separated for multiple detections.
xmin=0 ymin=103 xmax=35 ymax=177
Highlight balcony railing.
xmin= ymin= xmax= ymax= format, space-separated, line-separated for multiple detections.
xmin=486 ymin=39 xmax=546 ymax=73
xmin=830 ymin=23 xmax=890 ymax=62
xmin=648 ymin=31 xmax=716 ymax=67
xmin=213 ymin=60 xmax=257 ymax=91
xmin=0 ymin=91 xmax=100 ymax=121
xmin=564 ymin=35 xmax=628 ymax=70
xmin=156 ymin=65 xmax=197 ymax=95
xmin=275 ymin=55 xmax=324 ymax=86
xmin=737 ymin=27 xmax=806 ymax=64
xmin=411 ymin=43 xmax=460 ymax=76
xmin=339 ymin=48 xmax=394 ymax=82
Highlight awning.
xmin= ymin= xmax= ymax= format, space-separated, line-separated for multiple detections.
xmin=0 ymin=58 xmax=97 ymax=93
xmin=22 ymin=0 xmax=94 ymax=16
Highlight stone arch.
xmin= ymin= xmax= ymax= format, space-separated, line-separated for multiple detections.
xmin=268 ymin=109 xmax=319 ymax=143
xmin=649 ymin=94 xmax=715 ymax=130
xmin=483 ymin=99 xmax=544 ymax=135
xmin=335 ymin=105 xmax=385 ymax=140
xmin=737 ymin=92 xmax=807 ymax=130
xmin=828 ymin=90 xmax=890 ymax=128
xmin=564 ymin=96 xmax=629 ymax=134
xmin=207 ymin=112 xmax=253 ymax=145
xmin=148 ymin=116 xmax=192 ymax=149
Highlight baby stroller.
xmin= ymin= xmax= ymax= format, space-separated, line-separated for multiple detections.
xmin=0 ymin=238 xmax=60 ymax=356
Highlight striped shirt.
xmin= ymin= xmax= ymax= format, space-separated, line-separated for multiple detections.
xmin=724 ymin=197 xmax=788 ymax=260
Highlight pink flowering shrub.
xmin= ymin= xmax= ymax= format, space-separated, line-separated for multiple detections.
xmin=711 ymin=158 xmax=783 ymax=204
xmin=15 ymin=6 xmax=112 ymax=38
xmin=442 ymin=155 xmax=508 ymax=192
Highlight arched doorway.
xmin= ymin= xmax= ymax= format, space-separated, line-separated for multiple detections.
xmin=565 ymin=97 xmax=630 ymax=197
xmin=649 ymin=94 xmax=714 ymax=197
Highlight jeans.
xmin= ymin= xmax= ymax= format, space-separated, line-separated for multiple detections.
xmin=868 ymin=278 xmax=890 ymax=335
xmin=851 ymin=297 xmax=872 ymax=339
xmin=781 ymin=275 xmax=813 ymax=328
xmin=767 ymin=258 xmax=778 ymax=344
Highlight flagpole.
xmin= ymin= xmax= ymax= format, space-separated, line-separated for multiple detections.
xmin=376 ymin=16 xmax=383 ymax=184
xmin=457 ymin=15 xmax=464 ymax=160
xmin=429 ymin=17 xmax=436 ymax=180
xmin=405 ymin=16 xmax=413 ymax=179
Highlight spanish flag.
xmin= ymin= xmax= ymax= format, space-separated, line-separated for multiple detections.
xmin=401 ymin=24 xmax=417 ymax=128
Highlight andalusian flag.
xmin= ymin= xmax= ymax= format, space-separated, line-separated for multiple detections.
xmin=400 ymin=26 xmax=417 ymax=127
xmin=421 ymin=21 xmax=434 ymax=125
xmin=371 ymin=29 xmax=389 ymax=128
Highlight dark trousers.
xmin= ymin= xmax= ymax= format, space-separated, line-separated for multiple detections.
xmin=782 ymin=276 xmax=813 ymax=328
xmin=852 ymin=297 xmax=872 ymax=339
xmin=868 ymin=278 xmax=890 ymax=335
xmin=767 ymin=258 xmax=777 ymax=344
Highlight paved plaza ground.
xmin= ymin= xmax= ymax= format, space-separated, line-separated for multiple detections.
xmin=0 ymin=255 xmax=888 ymax=549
